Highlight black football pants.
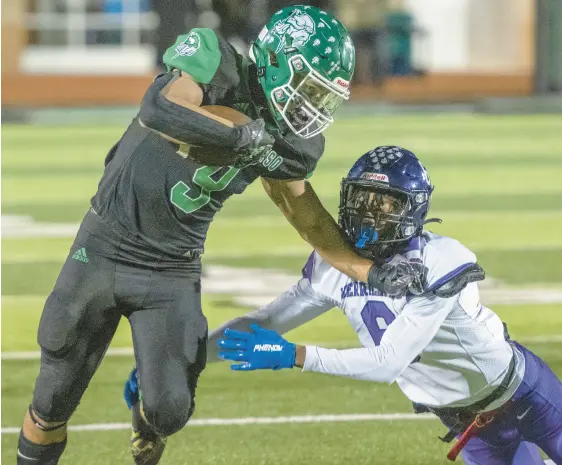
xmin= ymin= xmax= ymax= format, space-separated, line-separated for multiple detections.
xmin=31 ymin=210 xmax=207 ymax=437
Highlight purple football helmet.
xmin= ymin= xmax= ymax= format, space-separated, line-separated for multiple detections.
xmin=339 ymin=146 xmax=434 ymax=259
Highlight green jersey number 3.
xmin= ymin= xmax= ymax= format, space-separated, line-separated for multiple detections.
xmin=170 ymin=165 xmax=239 ymax=214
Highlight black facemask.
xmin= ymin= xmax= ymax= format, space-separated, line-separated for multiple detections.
xmin=339 ymin=183 xmax=414 ymax=260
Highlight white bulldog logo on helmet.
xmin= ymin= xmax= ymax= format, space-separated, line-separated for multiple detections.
xmin=272 ymin=9 xmax=316 ymax=53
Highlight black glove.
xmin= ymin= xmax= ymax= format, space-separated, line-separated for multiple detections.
xmin=404 ymin=261 xmax=427 ymax=296
xmin=232 ymin=119 xmax=275 ymax=168
xmin=368 ymin=261 xmax=427 ymax=297
xmin=233 ymin=119 xmax=275 ymax=151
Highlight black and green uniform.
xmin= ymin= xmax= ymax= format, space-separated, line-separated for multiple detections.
xmin=94 ymin=28 xmax=324 ymax=257
xmin=31 ymin=28 xmax=325 ymax=435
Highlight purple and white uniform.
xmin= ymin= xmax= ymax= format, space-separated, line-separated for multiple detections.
xmin=209 ymin=232 xmax=562 ymax=464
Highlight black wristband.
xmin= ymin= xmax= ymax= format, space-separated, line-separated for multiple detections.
xmin=232 ymin=119 xmax=275 ymax=153
xmin=138 ymin=72 xmax=241 ymax=148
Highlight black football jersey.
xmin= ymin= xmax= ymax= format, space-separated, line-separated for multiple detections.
xmin=91 ymin=28 xmax=325 ymax=258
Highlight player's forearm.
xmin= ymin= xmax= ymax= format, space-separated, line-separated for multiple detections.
xmin=267 ymin=179 xmax=372 ymax=282
xmin=139 ymin=73 xmax=241 ymax=148
xmin=295 ymin=346 xmax=307 ymax=367
xmin=300 ymin=296 xmax=456 ymax=382
xmin=298 ymin=212 xmax=372 ymax=283
xmin=300 ymin=345 xmax=403 ymax=384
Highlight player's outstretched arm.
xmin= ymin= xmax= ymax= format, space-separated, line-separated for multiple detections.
xmin=207 ymin=278 xmax=334 ymax=363
xmin=220 ymin=293 xmax=456 ymax=379
xmin=261 ymin=177 xmax=421 ymax=296
xmin=262 ymin=178 xmax=373 ymax=279
xmin=300 ymin=293 xmax=456 ymax=382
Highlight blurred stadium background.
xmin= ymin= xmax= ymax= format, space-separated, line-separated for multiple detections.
xmin=2 ymin=1 xmax=562 ymax=464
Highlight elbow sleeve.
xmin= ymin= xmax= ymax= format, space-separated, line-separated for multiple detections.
xmin=139 ymin=73 xmax=241 ymax=148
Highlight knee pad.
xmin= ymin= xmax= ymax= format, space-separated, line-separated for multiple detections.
xmin=32 ymin=345 xmax=86 ymax=422
xmin=18 ymin=431 xmax=67 ymax=465
xmin=142 ymin=395 xmax=195 ymax=437
xmin=32 ymin=386 xmax=75 ymax=425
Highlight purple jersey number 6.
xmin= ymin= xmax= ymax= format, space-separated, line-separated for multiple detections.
xmin=360 ymin=302 xmax=396 ymax=346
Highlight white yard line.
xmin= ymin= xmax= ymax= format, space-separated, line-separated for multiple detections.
xmin=3 ymin=246 xmax=562 ymax=263
xmin=2 ymin=215 xmax=562 ymax=251
xmin=0 ymin=216 xmax=287 ymax=239
xmin=3 ymin=334 xmax=562 ymax=361
xmin=1 ymin=248 xmax=312 ymax=263
xmin=1 ymin=415 xmax=556 ymax=465
xmin=1 ymin=347 xmax=135 ymax=360
xmin=0 ymin=413 xmax=435 ymax=434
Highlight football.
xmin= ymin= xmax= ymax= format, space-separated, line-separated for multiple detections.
xmin=179 ymin=105 xmax=251 ymax=166
xmin=202 ymin=105 xmax=251 ymax=127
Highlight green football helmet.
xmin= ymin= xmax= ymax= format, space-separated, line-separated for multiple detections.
xmin=250 ymin=5 xmax=355 ymax=139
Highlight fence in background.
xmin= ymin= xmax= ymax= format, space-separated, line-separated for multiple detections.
xmin=3 ymin=0 xmax=561 ymax=107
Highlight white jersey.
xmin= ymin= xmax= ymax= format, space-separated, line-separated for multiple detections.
xmin=211 ymin=232 xmax=525 ymax=410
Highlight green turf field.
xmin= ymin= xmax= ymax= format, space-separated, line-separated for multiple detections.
xmin=2 ymin=114 xmax=562 ymax=464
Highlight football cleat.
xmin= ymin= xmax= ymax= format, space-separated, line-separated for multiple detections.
xmin=131 ymin=402 xmax=167 ymax=465
xmin=125 ymin=368 xmax=167 ymax=465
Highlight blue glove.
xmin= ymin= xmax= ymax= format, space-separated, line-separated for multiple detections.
xmin=124 ymin=367 xmax=140 ymax=409
xmin=217 ymin=324 xmax=296 ymax=371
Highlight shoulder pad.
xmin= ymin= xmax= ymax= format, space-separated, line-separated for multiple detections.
xmin=163 ymin=28 xmax=221 ymax=84
xmin=431 ymin=263 xmax=485 ymax=298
